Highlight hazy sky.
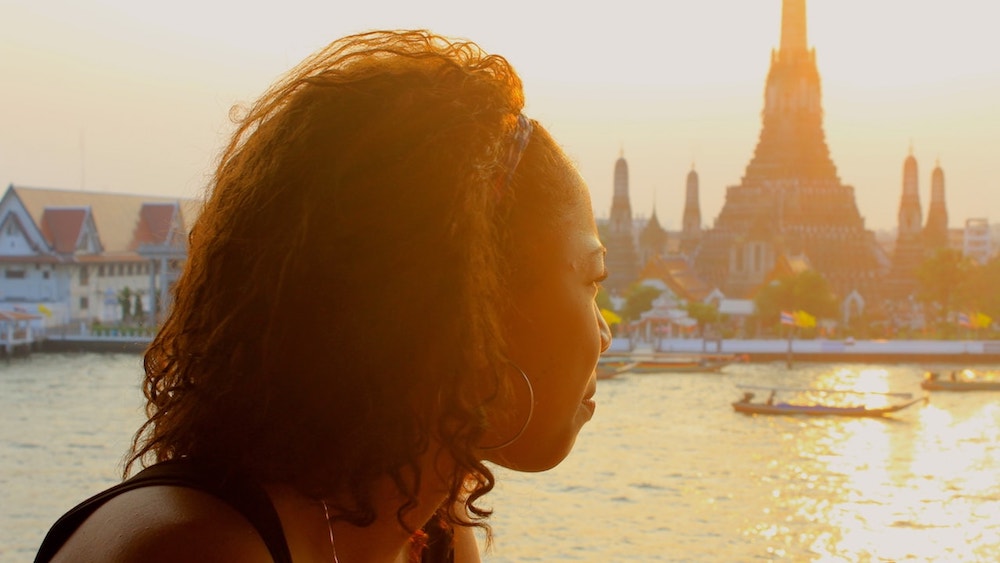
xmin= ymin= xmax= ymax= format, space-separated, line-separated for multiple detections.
xmin=2 ymin=0 xmax=998 ymax=232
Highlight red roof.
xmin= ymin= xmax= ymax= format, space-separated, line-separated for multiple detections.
xmin=10 ymin=185 xmax=201 ymax=254
xmin=39 ymin=208 xmax=87 ymax=254
xmin=0 ymin=310 xmax=41 ymax=321
xmin=130 ymin=203 xmax=178 ymax=249
xmin=639 ymin=255 xmax=713 ymax=302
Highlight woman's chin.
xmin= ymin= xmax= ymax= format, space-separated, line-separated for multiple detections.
xmin=482 ymin=435 xmax=579 ymax=473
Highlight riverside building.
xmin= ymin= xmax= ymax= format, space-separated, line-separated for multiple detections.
xmin=0 ymin=184 xmax=198 ymax=329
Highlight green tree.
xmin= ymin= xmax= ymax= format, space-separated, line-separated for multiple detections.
xmin=117 ymin=286 xmax=133 ymax=322
xmin=620 ymin=283 xmax=662 ymax=322
xmin=686 ymin=301 xmax=720 ymax=335
xmin=916 ymin=248 xmax=975 ymax=328
xmin=958 ymin=256 xmax=1000 ymax=323
xmin=753 ymin=269 xmax=838 ymax=331
xmin=132 ymin=293 xmax=145 ymax=324
xmin=596 ymin=286 xmax=613 ymax=312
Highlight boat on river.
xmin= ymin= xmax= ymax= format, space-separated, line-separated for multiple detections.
xmin=630 ymin=358 xmax=731 ymax=374
xmin=597 ymin=353 xmax=735 ymax=376
xmin=732 ymin=386 xmax=927 ymax=417
xmin=921 ymin=370 xmax=1000 ymax=391
xmin=596 ymin=360 xmax=638 ymax=380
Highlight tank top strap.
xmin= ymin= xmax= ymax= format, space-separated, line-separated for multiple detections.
xmin=34 ymin=459 xmax=292 ymax=563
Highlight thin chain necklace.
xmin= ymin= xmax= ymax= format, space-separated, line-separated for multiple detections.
xmin=320 ymin=500 xmax=340 ymax=563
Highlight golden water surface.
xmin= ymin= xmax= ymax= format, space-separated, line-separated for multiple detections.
xmin=2 ymin=355 xmax=999 ymax=561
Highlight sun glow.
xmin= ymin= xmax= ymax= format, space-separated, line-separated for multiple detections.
xmin=2 ymin=1 xmax=998 ymax=231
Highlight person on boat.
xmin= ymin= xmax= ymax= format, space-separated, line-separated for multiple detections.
xmin=35 ymin=30 xmax=612 ymax=563
xmin=766 ymin=391 xmax=776 ymax=406
xmin=740 ymin=392 xmax=756 ymax=403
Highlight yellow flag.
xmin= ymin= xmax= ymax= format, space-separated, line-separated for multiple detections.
xmin=975 ymin=312 xmax=992 ymax=329
xmin=37 ymin=304 xmax=52 ymax=317
xmin=794 ymin=310 xmax=816 ymax=328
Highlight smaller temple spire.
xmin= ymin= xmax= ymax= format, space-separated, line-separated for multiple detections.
xmin=605 ymin=152 xmax=639 ymax=293
xmin=639 ymin=196 xmax=669 ymax=267
xmin=924 ymin=160 xmax=949 ymax=250
xmin=887 ymin=149 xmax=927 ymax=300
xmin=680 ymin=166 xmax=702 ymax=257
xmin=899 ymin=151 xmax=922 ymax=237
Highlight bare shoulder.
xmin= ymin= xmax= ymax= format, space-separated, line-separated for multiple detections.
xmin=452 ymin=524 xmax=482 ymax=563
xmin=50 ymin=485 xmax=273 ymax=563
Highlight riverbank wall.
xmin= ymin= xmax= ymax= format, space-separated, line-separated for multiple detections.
xmin=41 ymin=335 xmax=150 ymax=354
xmin=608 ymin=338 xmax=1000 ymax=365
xmin=18 ymin=336 xmax=1000 ymax=365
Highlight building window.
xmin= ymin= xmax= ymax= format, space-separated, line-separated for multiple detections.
xmin=80 ymin=296 xmax=89 ymax=310
xmin=79 ymin=266 xmax=89 ymax=286
xmin=98 ymin=265 xmax=105 ymax=277
xmin=127 ymin=263 xmax=134 ymax=275
xmin=5 ymin=269 xmax=26 ymax=279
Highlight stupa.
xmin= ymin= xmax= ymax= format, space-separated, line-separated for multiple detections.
xmin=693 ymin=0 xmax=888 ymax=299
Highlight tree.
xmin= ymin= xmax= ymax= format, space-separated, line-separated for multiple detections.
xmin=686 ymin=301 xmax=720 ymax=335
xmin=620 ymin=283 xmax=662 ymax=322
xmin=753 ymin=269 xmax=838 ymax=330
xmin=596 ymin=286 xmax=613 ymax=312
xmin=958 ymin=255 xmax=1000 ymax=323
xmin=916 ymin=248 xmax=975 ymax=329
xmin=117 ymin=286 xmax=133 ymax=323
xmin=132 ymin=293 xmax=145 ymax=325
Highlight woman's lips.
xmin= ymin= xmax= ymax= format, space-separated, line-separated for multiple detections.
xmin=582 ymin=376 xmax=597 ymax=416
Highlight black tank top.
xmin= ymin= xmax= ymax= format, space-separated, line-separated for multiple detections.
xmin=34 ymin=459 xmax=455 ymax=562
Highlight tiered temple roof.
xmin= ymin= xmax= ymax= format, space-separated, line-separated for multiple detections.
xmin=693 ymin=0 xmax=887 ymax=299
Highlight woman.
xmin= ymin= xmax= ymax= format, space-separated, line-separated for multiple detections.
xmin=36 ymin=29 xmax=611 ymax=562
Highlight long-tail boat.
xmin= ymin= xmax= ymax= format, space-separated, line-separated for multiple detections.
xmin=731 ymin=385 xmax=927 ymax=417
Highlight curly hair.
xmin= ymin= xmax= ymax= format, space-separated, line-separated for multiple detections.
xmin=126 ymin=29 xmax=577 ymax=535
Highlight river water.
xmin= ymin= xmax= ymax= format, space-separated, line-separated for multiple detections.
xmin=3 ymin=353 xmax=1000 ymax=561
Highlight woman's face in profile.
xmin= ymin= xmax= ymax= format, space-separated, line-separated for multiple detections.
xmin=486 ymin=161 xmax=612 ymax=472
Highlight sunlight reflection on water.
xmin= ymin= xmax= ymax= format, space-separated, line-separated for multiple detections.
xmin=486 ymin=362 xmax=1000 ymax=562
xmin=3 ymin=355 xmax=1000 ymax=561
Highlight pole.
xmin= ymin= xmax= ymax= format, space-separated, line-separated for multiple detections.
xmin=786 ymin=326 xmax=794 ymax=369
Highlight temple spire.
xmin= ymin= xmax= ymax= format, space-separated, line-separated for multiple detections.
xmin=924 ymin=160 xmax=949 ymax=250
xmin=780 ymin=0 xmax=808 ymax=54
xmin=693 ymin=0 xmax=883 ymax=301
xmin=680 ymin=166 xmax=702 ymax=256
xmin=605 ymin=152 xmax=639 ymax=293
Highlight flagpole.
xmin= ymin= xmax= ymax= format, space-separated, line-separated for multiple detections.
xmin=786 ymin=324 xmax=794 ymax=369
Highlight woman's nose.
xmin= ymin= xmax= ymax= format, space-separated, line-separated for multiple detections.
xmin=596 ymin=302 xmax=612 ymax=352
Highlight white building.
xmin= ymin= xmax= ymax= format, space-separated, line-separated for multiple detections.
xmin=0 ymin=184 xmax=199 ymax=328
xmin=963 ymin=217 xmax=992 ymax=265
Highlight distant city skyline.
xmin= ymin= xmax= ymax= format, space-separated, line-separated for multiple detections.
xmin=2 ymin=0 xmax=998 ymax=231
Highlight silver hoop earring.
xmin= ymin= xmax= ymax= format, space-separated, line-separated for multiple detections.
xmin=480 ymin=363 xmax=535 ymax=451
